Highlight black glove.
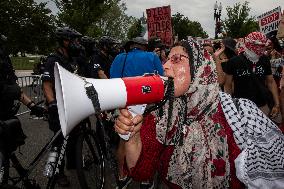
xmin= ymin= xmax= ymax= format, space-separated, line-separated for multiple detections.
xmin=48 ymin=100 xmax=58 ymax=117
xmin=47 ymin=100 xmax=60 ymax=132
xmin=30 ymin=104 xmax=46 ymax=117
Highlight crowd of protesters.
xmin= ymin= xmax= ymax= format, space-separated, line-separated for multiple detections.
xmin=1 ymin=24 xmax=284 ymax=189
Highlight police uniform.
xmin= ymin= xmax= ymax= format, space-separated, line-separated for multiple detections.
xmin=86 ymin=50 xmax=113 ymax=78
xmin=42 ymin=50 xmax=80 ymax=170
xmin=0 ymin=47 xmax=26 ymax=156
xmin=42 ymin=50 xmax=75 ymax=131
xmin=0 ymin=47 xmax=21 ymax=120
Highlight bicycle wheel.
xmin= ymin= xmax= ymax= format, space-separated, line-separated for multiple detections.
xmin=76 ymin=130 xmax=104 ymax=189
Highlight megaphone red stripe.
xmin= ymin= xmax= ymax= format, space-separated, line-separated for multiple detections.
xmin=122 ymin=75 xmax=165 ymax=106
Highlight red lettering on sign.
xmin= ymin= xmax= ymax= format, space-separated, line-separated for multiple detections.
xmin=261 ymin=12 xmax=280 ymax=26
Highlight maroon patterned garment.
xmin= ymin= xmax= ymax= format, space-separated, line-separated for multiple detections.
xmin=129 ymin=39 xmax=244 ymax=189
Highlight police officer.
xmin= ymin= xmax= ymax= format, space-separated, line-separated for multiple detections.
xmin=77 ymin=35 xmax=100 ymax=78
xmin=0 ymin=34 xmax=45 ymax=165
xmin=0 ymin=33 xmax=45 ymax=120
xmin=41 ymin=27 xmax=82 ymax=187
xmin=86 ymin=36 xmax=119 ymax=79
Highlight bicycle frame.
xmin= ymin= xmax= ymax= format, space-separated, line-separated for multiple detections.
xmin=1 ymin=130 xmax=66 ymax=188
xmin=95 ymin=114 xmax=119 ymax=185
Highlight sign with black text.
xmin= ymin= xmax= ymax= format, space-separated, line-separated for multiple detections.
xmin=146 ymin=5 xmax=173 ymax=46
xmin=257 ymin=7 xmax=282 ymax=35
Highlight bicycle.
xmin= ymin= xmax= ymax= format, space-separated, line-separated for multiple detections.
xmin=75 ymin=113 xmax=119 ymax=189
xmin=0 ymin=113 xmax=104 ymax=189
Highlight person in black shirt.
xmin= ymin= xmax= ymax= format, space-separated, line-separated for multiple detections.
xmin=0 ymin=33 xmax=45 ymax=120
xmin=213 ymin=38 xmax=237 ymax=86
xmin=87 ymin=36 xmax=119 ymax=79
xmin=79 ymin=35 xmax=108 ymax=79
xmin=1 ymin=34 xmax=45 ymax=166
xmin=224 ymin=32 xmax=280 ymax=119
xmin=42 ymin=27 xmax=82 ymax=187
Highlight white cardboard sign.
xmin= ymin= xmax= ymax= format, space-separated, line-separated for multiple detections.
xmin=257 ymin=7 xmax=282 ymax=35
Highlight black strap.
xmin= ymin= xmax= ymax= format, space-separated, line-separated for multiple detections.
xmin=120 ymin=53 xmax=128 ymax=77
xmin=83 ymin=78 xmax=101 ymax=113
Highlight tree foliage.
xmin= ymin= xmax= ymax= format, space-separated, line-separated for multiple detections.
xmin=55 ymin=0 xmax=105 ymax=36
xmin=0 ymin=0 xmax=56 ymax=55
xmin=56 ymin=0 xmax=134 ymax=40
xmin=96 ymin=0 xmax=135 ymax=40
xmin=172 ymin=12 xmax=208 ymax=40
xmin=127 ymin=19 xmax=143 ymax=39
xmin=223 ymin=1 xmax=259 ymax=38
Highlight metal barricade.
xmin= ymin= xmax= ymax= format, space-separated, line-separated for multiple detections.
xmin=16 ymin=75 xmax=45 ymax=116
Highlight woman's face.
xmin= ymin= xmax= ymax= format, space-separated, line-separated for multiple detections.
xmin=163 ymin=46 xmax=191 ymax=97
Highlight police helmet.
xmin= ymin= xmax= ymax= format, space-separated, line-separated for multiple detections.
xmin=80 ymin=36 xmax=97 ymax=56
xmin=99 ymin=36 xmax=118 ymax=48
xmin=55 ymin=27 xmax=82 ymax=41
xmin=81 ymin=36 xmax=96 ymax=46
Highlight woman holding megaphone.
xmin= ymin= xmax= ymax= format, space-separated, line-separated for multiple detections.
xmin=114 ymin=39 xmax=284 ymax=189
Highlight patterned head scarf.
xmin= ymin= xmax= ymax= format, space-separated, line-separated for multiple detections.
xmin=153 ymin=39 xmax=229 ymax=188
xmin=244 ymin=31 xmax=267 ymax=56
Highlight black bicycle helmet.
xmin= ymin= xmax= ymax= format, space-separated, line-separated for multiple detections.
xmin=98 ymin=36 xmax=118 ymax=48
xmin=80 ymin=36 xmax=97 ymax=56
xmin=55 ymin=27 xmax=82 ymax=41
xmin=81 ymin=36 xmax=96 ymax=46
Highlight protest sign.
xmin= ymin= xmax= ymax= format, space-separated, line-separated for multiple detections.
xmin=257 ymin=7 xmax=282 ymax=35
xmin=146 ymin=5 xmax=173 ymax=46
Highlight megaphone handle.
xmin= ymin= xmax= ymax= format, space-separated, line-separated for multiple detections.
xmin=118 ymin=104 xmax=146 ymax=141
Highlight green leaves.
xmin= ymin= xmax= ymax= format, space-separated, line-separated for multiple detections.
xmin=56 ymin=0 xmax=133 ymax=40
xmin=223 ymin=1 xmax=259 ymax=38
xmin=0 ymin=0 xmax=56 ymax=56
xmin=172 ymin=12 xmax=208 ymax=40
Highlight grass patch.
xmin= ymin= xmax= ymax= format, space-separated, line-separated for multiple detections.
xmin=11 ymin=57 xmax=40 ymax=70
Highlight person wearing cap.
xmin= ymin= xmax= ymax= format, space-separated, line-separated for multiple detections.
xmin=110 ymin=36 xmax=164 ymax=189
xmin=224 ymin=32 xmax=280 ymax=120
xmin=148 ymin=37 xmax=167 ymax=64
xmin=110 ymin=37 xmax=164 ymax=78
xmin=213 ymin=37 xmax=237 ymax=86
xmin=42 ymin=27 xmax=83 ymax=187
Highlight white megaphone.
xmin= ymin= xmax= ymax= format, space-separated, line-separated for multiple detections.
xmin=54 ymin=63 xmax=166 ymax=137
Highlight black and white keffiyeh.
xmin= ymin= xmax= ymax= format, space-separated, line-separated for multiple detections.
xmin=220 ymin=92 xmax=284 ymax=189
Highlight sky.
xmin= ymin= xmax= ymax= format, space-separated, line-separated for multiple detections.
xmin=38 ymin=0 xmax=283 ymax=38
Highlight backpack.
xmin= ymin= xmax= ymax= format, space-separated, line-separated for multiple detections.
xmin=0 ymin=119 xmax=26 ymax=153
